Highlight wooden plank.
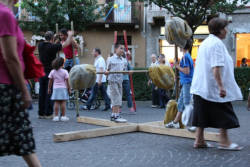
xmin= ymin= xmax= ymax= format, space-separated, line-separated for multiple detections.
xmin=53 ymin=125 xmax=138 ymax=142
xmin=138 ymin=124 xmax=220 ymax=142
xmin=77 ymin=116 xmax=134 ymax=127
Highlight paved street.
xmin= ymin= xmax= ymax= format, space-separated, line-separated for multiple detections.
xmin=0 ymin=101 xmax=250 ymax=167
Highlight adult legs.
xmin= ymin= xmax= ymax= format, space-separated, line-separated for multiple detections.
xmin=23 ymin=153 xmax=42 ymax=167
xmin=100 ymin=83 xmax=111 ymax=109
xmin=38 ymin=74 xmax=48 ymax=116
xmin=86 ymin=83 xmax=98 ymax=109
xmin=152 ymin=84 xmax=159 ymax=106
xmin=122 ymin=80 xmax=133 ymax=109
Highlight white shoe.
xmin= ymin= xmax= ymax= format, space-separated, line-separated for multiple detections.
xmin=53 ymin=116 xmax=60 ymax=122
xmin=188 ymin=126 xmax=196 ymax=132
xmin=61 ymin=116 xmax=69 ymax=121
xmin=165 ymin=121 xmax=180 ymax=128
xmin=114 ymin=116 xmax=127 ymax=123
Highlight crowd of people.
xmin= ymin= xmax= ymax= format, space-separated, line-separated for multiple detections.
xmin=0 ymin=0 xmax=248 ymax=165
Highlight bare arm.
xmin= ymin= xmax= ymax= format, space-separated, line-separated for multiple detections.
xmin=175 ymin=64 xmax=190 ymax=75
xmin=213 ymin=66 xmax=226 ymax=98
xmin=65 ymin=78 xmax=71 ymax=94
xmin=0 ymin=36 xmax=31 ymax=108
xmin=62 ymin=31 xmax=74 ymax=49
xmin=48 ymin=78 xmax=53 ymax=94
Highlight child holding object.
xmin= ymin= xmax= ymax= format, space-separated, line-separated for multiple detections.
xmin=106 ymin=43 xmax=128 ymax=123
xmin=48 ymin=57 xmax=71 ymax=121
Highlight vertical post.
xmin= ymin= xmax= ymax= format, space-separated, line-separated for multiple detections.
xmin=123 ymin=30 xmax=136 ymax=111
xmin=56 ymin=23 xmax=58 ymax=34
xmin=175 ymin=45 xmax=179 ymax=100
xmin=71 ymin=21 xmax=79 ymax=117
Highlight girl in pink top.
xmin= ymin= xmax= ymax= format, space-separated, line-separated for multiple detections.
xmin=48 ymin=57 xmax=71 ymax=121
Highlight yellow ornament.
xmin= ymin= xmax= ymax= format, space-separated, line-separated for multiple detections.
xmin=113 ymin=4 xmax=118 ymax=9
xmin=14 ymin=2 xmax=19 ymax=8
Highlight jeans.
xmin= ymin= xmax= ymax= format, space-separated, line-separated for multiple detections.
xmin=122 ymin=80 xmax=133 ymax=108
xmin=86 ymin=83 xmax=110 ymax=108
xmin=38 ymin=73 xmax=53 ymax=116
xmin=152 ymin=84 xmax=160 ymax=106
xmin=64 ymin=59 xmax=74 ymax=72
xmin=177 ymin=83 xmax=191 ymax=113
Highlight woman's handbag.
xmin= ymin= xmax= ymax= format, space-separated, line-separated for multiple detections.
xmin=23 ymin=43 xmax=45 ymax=79
xmin=181 ymin=104 xmax=193 ymax=126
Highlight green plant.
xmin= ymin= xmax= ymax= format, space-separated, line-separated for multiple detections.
xmin=234 ymin=67 xmax=250 ymax=100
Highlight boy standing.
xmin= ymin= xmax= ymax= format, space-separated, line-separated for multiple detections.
xmin=106 ymin=43 xmax=128 ymax=123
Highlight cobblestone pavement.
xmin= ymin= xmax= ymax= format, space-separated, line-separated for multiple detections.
xmin=0 ymin=101 xmax=250 ymax=167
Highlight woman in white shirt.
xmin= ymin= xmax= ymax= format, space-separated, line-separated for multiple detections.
xmin=190 ymin=18 xmax=242 ymax=150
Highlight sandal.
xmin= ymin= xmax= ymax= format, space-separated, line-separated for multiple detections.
xmin=218 ymin=143 xmax=243 ymax=151
xmin=193 ymin=142 xmax=214 ymax=149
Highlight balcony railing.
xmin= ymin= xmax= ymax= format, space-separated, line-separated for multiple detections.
xmin=104 ymin=0 xmax=141 ymax=24
xmin=148 ymin=3 xmax=167 ymax=11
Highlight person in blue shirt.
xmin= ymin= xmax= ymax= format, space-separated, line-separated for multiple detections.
xmin=165 ymin=39 xmax=194 ymax=129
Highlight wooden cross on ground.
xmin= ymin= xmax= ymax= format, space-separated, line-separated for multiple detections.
xmin=53 ymin=116 xmax=220 ymax=142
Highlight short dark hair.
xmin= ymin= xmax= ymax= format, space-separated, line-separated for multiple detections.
xmin=45 ymin=31 xmax=54 ymax=41
xmin=52 ymin=57 xmax=64 ymax=70
xmin=114 ymin=42 xmax=123 ymax=49
xmin=208 ymin=17 xmax=228 ymax=36
xmin=242 ymin=58 xmax=247 ymax=63
xmin=94 ymin=48 xmax=101 ymax=55
xmin=60 ymin=28 xmax=68 ymax=36
xmin=184 ymin=39 xmax=193 ymax=50
xmin=159 ymin=54 xmax=165 ymax=58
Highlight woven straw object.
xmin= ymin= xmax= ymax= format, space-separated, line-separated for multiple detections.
xmin=165 ymin=17 xmax=192 ymax=48
xmin=69 ymin=64 xmax=96 ymax=90
xmin=148 ymin=65 xmax=175 ymax=90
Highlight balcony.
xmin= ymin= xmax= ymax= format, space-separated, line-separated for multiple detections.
xmin=99 ymin=1 xmax=141 ymax=25
xmin=147 ymin=3 xmax=169 ymax=25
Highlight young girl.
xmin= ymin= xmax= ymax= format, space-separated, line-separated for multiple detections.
xmin=48 ymin=57 xmax=71 ymax=121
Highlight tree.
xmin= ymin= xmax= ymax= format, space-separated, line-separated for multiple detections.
xmin=20 ymin=0 xmax=105 ymax=34
xmin=130 ymin=0 xmax=250 ymax=32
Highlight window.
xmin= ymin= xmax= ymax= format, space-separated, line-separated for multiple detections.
xmin=159 ymin=39 xmax=182 ymax=65
xmin=236 ymin=33 xmax=250 ymax=67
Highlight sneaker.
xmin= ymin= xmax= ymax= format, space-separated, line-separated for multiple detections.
xmin=110 ymin=115 xmax=115 ymax=121
xmin=165 ymin=121 xmax=180 ymax=128
xmin=81 ymin=105 xmax=90 ymax=110
xmin=53 ymin=116 xmax=60 ymax=122
xmin=61 ymin=116 xmax=69 ymax=122
xmin=188 ymin=126 xmax=196 ymax=132
xmin=151 ymin=105 xmax=158 ymax=108
xmin=114 ymin=116 xmax=127 ymax=123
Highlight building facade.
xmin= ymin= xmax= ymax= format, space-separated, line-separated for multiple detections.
xmin=20 ymin=0 xmax=147 ymax=68
xmin=146 ymin=3 xmax=250 ymax=67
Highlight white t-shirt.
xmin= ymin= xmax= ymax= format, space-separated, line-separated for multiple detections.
xmin=94 ymin=55 xmax=106 ymax=83
xmin=190 ymin=34 xmax=242 ymax=102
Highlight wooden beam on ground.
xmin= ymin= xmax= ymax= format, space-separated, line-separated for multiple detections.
xmin=138 ymin=124 xmax=220 ymax=142
xmin=53 ymin=125 xmax=138 ymax=142
xmin=77 ymin=116 xmax=134 ymax=127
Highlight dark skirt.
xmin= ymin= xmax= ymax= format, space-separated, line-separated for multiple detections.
xmin=0 ymin=84 xmax=35 ymax=156
xmin=192 ymin=95 xmax=240 ymax=129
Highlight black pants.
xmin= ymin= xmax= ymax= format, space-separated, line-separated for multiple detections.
xmin=38 ymin=73 xmax=53 ymax=116
xmin=152 ymin=84 xmax=159 ymax=106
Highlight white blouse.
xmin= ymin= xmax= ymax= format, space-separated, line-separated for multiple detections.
xmin=191 ymin=34 xmax=242 ymax=102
